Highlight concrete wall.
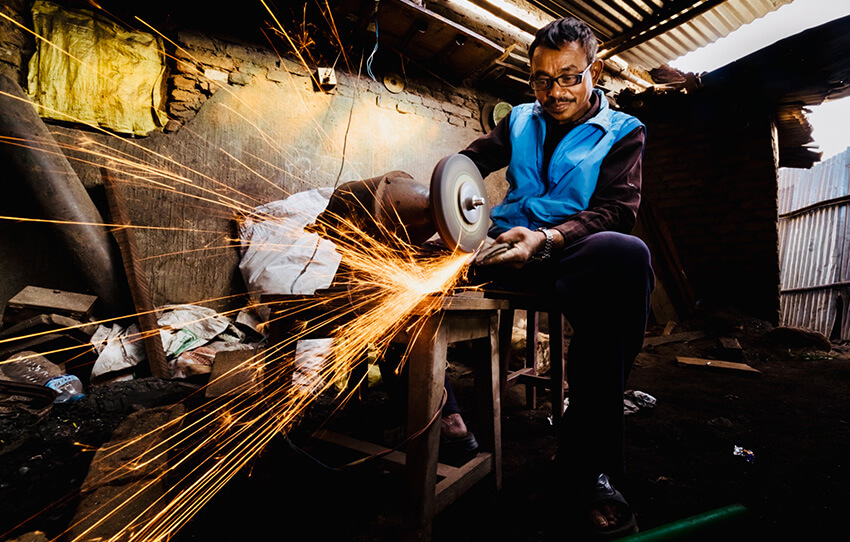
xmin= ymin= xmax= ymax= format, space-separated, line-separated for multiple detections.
xmin=0 ymin=6 xmax=506 ymax=317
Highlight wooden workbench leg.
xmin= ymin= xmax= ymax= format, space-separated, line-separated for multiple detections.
xmin=526 ymin=310 xmax=540 ymax=408
xmin=405 ymin=315 xmax=446 ymax=542
xmin=549 ymin=310 xmax=565 ymax=425
xmin=475 ymin=312 xmax=503 ymax=490
xmin=497 ymin=308 xmax=514 ymax=401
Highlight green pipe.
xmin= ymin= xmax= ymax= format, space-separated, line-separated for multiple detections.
xmin=619 ymin=504 xmax=748 ymax=541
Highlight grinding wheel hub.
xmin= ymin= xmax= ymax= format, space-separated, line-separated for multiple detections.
xmin=430 ymin=154 xmax=490 ymax=253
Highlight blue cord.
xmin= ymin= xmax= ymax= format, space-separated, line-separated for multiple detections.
xmin=366 ymin=18 xmax=379 ymax=82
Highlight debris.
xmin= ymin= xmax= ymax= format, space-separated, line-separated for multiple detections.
xmin=237 ymin=188 xmax=342 ymax=313
xmin=624 ymin=390 xmax=657 ymax=415
xmin=157 ymin=304 xmax=232 ymax=359
xmin=292 ymin=338 xmax=334 ymax=395
xmin=662 ymin=320 xmax=676 ymax=336
xmin=765 ymin=326 xmax=831 ymax=352
xmin=676 ymin=356 xmax=760 ymax=376
xmin=68 ymin=405 xmax=186 ymax=541
xmin=3 ymin=286 xmax=97 ymax=326
xmin=733 ymin=445 xmax=755 ymax=463
xmin=718 ymin=337 xmax=744 ymax=361
xmin=90 ymin=323 xmax=146 ymax=380
xmin=173 ymin=346 xmax=216 ymax=379
xmin=644 ymin=330 xmax=706 ymax=346
xmin=204 ymin=348 xmax=262 ymax=398
xmin=0 ymin=351 xmax=84 ymax=403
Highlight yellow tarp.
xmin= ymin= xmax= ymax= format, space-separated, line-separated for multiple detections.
xmin=27 ymin=0 xmax=167 ymax=136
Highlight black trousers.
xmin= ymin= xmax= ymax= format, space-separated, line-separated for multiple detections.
xmin=472 ymin=231 xmax=654 ymax=485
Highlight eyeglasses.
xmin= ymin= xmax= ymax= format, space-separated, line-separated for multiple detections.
xmin=529 ymin=64 xmax=591 ymax=91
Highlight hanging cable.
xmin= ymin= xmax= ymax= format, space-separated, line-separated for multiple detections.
xmin=366 ymin=16 xmax=379 ymax=81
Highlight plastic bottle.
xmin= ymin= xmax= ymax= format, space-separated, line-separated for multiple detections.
xmin=45 ymin=374 xmax=85 ymax=403
xmin=0 ymin=351 xmax=85 ymax=403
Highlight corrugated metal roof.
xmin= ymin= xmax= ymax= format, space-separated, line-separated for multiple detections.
xmin=524 ymin=0 xmax=794 ymax=71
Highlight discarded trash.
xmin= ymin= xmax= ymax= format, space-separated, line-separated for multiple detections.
xmin=624 ymin=390 xmax=657 ymax=415
xmin=173 ymin=346 xmax=217 ymax=378
xmin=733 ymin=445 xmax=755 ymax=463
xmin=45 ymin=374 xmax=85 ymax=403
xmin=0 ymin=351 xmax=84 ymax=403
xmin=293 ymin=339 xmax=333 ymax=394
xmin=157 ymin=305 xmax=232 ymax=358
xmin=628 ymin=390 xmax=657 ymax=408
xmin=90 ymin=323 xmax=146 ymax=379
xmin=238 ymin=188 xmax=342 ymax=312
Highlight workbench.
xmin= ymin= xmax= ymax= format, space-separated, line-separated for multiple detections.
xmin=263 ymin=292 xmax=506 ymax=541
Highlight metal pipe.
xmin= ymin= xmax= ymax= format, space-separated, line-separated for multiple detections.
xmin=619 ymin=504 xmax=748 ymax=541
xmin=0 ymin=73 xmax=129 ymax=315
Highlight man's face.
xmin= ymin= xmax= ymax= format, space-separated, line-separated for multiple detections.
xmin=530 ymin=41 xmax=602 ymax=124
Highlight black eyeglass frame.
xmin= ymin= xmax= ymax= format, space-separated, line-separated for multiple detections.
xmin=529 ymin=64 xmax=592 ymax=91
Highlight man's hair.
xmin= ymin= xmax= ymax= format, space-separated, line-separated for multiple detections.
xmin=528 ymin=17 xmax=598 ymax=65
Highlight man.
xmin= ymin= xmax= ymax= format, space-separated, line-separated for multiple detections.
xmin=460 ymin=16 xmax=654 ymax=538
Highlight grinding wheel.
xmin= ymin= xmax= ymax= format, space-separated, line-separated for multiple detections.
xmin=430 ymin=154 xmax=490 ymax=252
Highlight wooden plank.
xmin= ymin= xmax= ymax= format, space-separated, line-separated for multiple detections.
xmin=676 ymin=356 xmax=760 ymax=375
xmin=434 ymin=453 xmax=493 ymax=514
xmin=7 ymin=285 xmax=97 ymax=314
xmin=662 ymin=320 xmax=677 ymax=336
xmin=718 ymin=337 xmax=744 ymax=361
xmin=5 ymin=286 xmax=97 ymax=323
xmin=643 ymin=330 xmax=706 ymax=346
xmin=204 ymin=349 xmax=262 ymax=398
xmin=315 ymin=430 xmax=459 ymax=478
xmin=102 ymin=168 xmax=169 ymax=379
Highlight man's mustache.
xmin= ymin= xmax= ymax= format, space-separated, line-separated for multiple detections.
xmin=545 ymin=97 xmax=575 ymax=105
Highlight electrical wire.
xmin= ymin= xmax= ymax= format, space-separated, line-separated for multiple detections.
xmin=333 ymin=50 xmax=364 ymax=188
xmin=366 ymin=17 xmax=379 ymax=82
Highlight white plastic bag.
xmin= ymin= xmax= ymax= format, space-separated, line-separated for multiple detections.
xmin=238 ymin=188 xmax=341 ymax=302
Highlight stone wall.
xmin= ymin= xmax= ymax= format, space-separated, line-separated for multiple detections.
xmin=0 ymin=0 xmax=32 ymax=83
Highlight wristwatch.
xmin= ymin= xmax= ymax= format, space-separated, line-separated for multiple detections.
xmin=535 ymin=228 xmax=554 ymax=261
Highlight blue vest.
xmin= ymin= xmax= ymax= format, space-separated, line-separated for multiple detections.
xmin=490 ymin=89 xmax=644 ymax=234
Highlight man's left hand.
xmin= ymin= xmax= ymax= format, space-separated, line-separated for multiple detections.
xmin=480 ymin=226 xmax=546 ymax=268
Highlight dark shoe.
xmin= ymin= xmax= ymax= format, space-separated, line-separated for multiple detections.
xmin=577 ymin=474 xmax=639 ymax=540
xmin=438 ymin=431 xmax=479 ymax=466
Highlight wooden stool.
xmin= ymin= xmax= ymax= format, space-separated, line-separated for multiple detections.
xmin=486 ymin=291 xmax=567 ymax=423
xmin=263 ymin=293 xmax=505 ymax=542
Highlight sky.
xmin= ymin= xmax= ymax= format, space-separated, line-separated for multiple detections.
xmin=669 ymin=0 xmax=850 ymax=162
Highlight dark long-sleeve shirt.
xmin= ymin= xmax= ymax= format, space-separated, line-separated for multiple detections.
xmin=460 ymin=93 xmax=645 ymax=247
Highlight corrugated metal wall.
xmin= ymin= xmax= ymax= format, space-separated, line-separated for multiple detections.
xmin=778 ymin=147 xmax=850 ymax=340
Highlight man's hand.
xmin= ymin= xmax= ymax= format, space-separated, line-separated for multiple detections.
xmin=480 ymin=226 xmax=546 ymax=268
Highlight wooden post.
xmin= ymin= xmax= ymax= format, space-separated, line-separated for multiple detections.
xmin=405 ymin=315 xmax=446 ymax=541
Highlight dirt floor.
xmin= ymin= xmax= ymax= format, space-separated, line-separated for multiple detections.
xmin=2 ymin=306 xmax=849 ymax=541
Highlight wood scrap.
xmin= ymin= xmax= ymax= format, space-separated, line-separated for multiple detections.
xmin=717 ymin=337 xmax=744 ymax=361
xmin=643 ymin=330 xmax=706 ymax=346
xmin=676 ymin=356 xmax=760 ymax=376
xmin=102 ymin=168 xmax=169 ymax=379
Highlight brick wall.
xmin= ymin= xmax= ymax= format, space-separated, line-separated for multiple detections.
xmin=623 ymin=89 xmax=781 ymax=323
